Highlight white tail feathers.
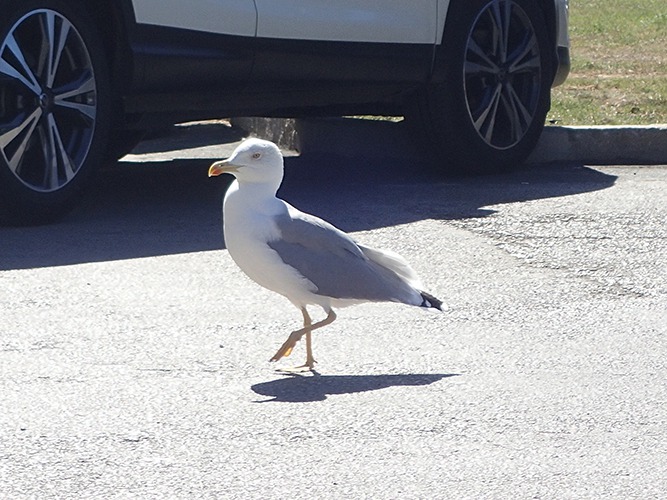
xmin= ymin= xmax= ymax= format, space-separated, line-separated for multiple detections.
xmin=359 ymin=245 xmax=424 ymax=289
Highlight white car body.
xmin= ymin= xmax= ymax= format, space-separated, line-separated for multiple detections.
xmin=133 ymin=0 xmax=448 ymax=44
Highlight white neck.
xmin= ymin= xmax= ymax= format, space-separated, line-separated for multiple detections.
xmin=224 ymin=179 xmax=285 ymax=217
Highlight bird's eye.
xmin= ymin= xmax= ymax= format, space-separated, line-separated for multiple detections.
xmin=251 ymin=152 xmax=261 ymax=160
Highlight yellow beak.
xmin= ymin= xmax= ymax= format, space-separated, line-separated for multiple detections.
xmin=208 ymin=160 xmax=239 ymax=177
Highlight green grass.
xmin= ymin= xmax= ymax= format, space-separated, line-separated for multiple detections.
xmin=548 ymin=0 xmax=667 ymax=125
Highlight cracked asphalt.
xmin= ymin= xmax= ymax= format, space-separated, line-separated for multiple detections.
xmin=1 ymin=125 xmax=666 ymax=498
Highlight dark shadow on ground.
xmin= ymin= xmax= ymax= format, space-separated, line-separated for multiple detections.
xmin=0 ymin=123 xmax=617 ymax=270
xmin=251 ymin=373 xmax=458 ymax=403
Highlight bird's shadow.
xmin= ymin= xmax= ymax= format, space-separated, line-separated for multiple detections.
xmin=251 ymin=372 xmax=458 ymax=403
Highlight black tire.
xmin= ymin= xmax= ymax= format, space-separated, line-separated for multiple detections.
xmin=0 ymin=0 xmax=110 ymax=225
xmin=410 ymin=0 xmax=553 ymax=174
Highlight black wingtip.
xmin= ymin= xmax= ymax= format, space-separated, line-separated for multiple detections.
xmin=420 ymin=291 xmax=443 ymax=311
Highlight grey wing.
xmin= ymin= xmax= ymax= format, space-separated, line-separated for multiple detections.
xmin=268 ymin=206 xmax=419 ymax=303
xmin=276 ymin=205 xmax=365 ymax=259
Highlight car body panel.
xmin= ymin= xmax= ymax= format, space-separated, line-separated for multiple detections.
xmin=131 ymin=0 xmax=257 ymax=37
xmin=129 ymin=25 xmax=254 ymax=92
xmin=555 ymin=0 xmax=570 ymax=48
xmin=130 ymin=0 xmax=452 ymax=44
xmin=254 ymin=0 xmax=439 ymax=44
xmin=553 ymin=0 xmax=570 ymax=85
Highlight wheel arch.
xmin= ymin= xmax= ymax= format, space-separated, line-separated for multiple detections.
xmin=77 ymin=0 xmax=137 ymax=93
xmin=536 ymin=0 xmax=560 ymax=85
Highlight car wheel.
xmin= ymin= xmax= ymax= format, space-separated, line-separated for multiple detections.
xmin=0 ymin=0 xmax=110 ymax=225
xmin=410 ymin=0 xmax=553 ymax=174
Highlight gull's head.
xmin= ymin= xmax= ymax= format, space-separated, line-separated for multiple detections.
xmin=208 ymin=138 xmax=284 ymax=186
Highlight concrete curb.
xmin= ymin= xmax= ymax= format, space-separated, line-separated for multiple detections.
xmin=231 ymin=117 xmax=667 ymax=165
xmin=528 ymin=124 xmax=667 ymax=165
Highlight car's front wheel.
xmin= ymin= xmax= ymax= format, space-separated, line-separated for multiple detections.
xmin=410 ymin=0 xmax=553 ymax=174
xmin=0 ymin=0 xmax=110 ymax=225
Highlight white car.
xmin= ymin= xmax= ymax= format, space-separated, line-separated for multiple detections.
xmin=0 ymin=0 xmax=569 ymax=225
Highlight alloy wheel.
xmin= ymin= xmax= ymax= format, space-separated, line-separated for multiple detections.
xmin=0 ymin=8 xmax=97 ymax=193
xmin=463 ymin=0 xmax=542 ymax=150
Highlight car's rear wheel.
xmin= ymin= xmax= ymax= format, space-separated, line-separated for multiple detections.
xmin=409 ymin=0 xmax=553 ymax=174
xmin=0 ymin=0 xmax=110 ymax=225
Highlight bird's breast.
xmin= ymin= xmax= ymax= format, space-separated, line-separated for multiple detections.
xmin=222 ymin=191 xmax=316 ymax=301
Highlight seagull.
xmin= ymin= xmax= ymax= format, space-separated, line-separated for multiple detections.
xmin=208 ymin=138 xmax=442 ymax=371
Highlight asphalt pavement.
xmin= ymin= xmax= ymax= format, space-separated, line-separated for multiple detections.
xmin=1 ymin=122 xmax=666 ymax=498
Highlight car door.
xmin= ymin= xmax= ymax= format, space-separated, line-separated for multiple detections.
xmin=132 ymin=0 xmax=256 ymax=37
xmin=130 ymin=0 xmax=257 ymax=91
xmin=255 ymin=0 xmax=437 ymax=44
xmin=252 ymin=0 xmax=439 ymax=87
